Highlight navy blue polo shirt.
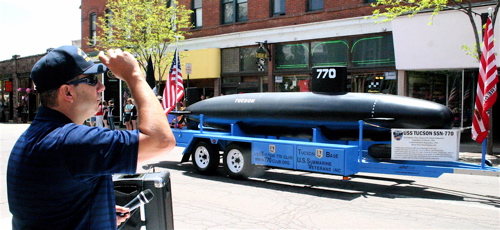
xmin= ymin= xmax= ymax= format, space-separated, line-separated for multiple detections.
xmin=7 ymin=106 xmax=139 ymax=229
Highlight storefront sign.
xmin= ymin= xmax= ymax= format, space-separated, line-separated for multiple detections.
xmin=5 ymin=81 xmax=13 ymax=92
xmin=185 ymin=63 xmax=192 ymax=74
xmin=384 ymin=71 xmax=396 ymax=80
xmin=256 ymin=46 xmax=267 ymax=72
xmin=391 ymin=129 xmax=460 ymax=161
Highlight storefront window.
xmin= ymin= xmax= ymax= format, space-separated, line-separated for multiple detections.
xmin=311 ymin=40 xmax=349 ymax=67
xmin=349 ymin=72 xmax=397 ymax=94
xmin=221 ymin=48 xmax=239 ymax=73
xmin=222 ymin=76 xmax=267 ymax=94
xmin=274 ymin=75 xmax=310 ymax=92
xmin=408 ymin=71 xmax=447 ymax=103
xmin=351 ymin=35 xmax=395 ymax=67
xmin=240 ymin=47 xmax=267 ymax=72
xmin=407 ymin=70 xmax=476 ymax=128
xmin=275 ymin=43 xmax=309 ymax=69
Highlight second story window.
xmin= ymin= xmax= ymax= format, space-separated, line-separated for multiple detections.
xmin=307 ymin=0 xmax=323 ymax=11
xmin=90 ymin=12 xmax=97 ymax=46
xmin=271 ymin=0 xmax=285 ymax=17
xmin=193 ymin=0 xmax=202 ymax=28
xmin=105 ymin=9 xmax=113 ymax=39
xmin=222 ymin=0 xmax=248 ymax=24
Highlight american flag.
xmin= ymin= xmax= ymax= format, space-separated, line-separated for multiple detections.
xmin=163 ymin=49 xmax=184 ymax=114
xmin=447 ymin=78 xmax=458 ymax=104
xmin=472 ymin=15 xmax=498 ymax=143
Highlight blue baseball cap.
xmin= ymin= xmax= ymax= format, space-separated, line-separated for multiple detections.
xmin=30 ymin=45 xmax=107 ymax=93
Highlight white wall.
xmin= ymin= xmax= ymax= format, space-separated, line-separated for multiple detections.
xmin=392 ymin=5 xmax=499 ymax=70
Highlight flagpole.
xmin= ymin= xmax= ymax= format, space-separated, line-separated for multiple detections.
xmin=174 ymin=34 xmax=180 ymax=112
xmin=483 ymin=8 xmax=490 ymax=168
xmin=481 ymin=137 xmax=487 ymax=168
xmin=481 ymin=9 xmax=492 ymax=167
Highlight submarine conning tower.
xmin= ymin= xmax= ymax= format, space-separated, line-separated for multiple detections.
xmin=311 ymin=66 xmax=348 ymax=94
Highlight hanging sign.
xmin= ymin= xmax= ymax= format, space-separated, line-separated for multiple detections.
xmin=256 ymin=44 xmax=268 ymax=72
xmin=5 ymin=81 xmax=12 ymax=92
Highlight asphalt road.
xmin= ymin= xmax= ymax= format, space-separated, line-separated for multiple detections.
xmin=1 ymin=124 xmax=499 ymax=229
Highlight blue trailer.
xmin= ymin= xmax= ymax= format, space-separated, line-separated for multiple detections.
xmin=171 ymin=116 xmax=500 ymax=180
xmin=171 ymin=66 xmax=499 ymax=179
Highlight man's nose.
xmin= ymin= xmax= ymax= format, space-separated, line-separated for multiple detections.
xmin=97 ymin=81 xmax=106 ymax=93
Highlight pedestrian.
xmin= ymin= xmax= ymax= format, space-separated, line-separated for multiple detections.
xmin=124 ymin=98 xmax=134 ymax=130
xmin=130 ymin=99 xmax=138 ymax=130
xmin=107 ymin=100 xmax=115 ymax=130
xmin=95 ymin=101 xmax=104 ymax=127
xmin=15 ymin=103 xmax=23 ymax=123
xmin=7 ymin=46 xmax=175 ymax=229
xmin=102 ymin=101 xmax=108 ymax=128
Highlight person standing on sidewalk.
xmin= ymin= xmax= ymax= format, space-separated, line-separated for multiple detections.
xmin=107 ymin=100 xmax=115 ymax=130
xmin=102 ymin=100 xmax=109 ymax=128
xmin=124 ymin=98 xmax=134 ymax=130
xmin=7 ymin=46 xmax=175 ymax=229
xmin=95 ymin=101 xmax=104 ymax=127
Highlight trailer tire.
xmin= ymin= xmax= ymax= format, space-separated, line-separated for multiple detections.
xmin=368 ymin=144 xmax=391 ymax=159
xmin=192 ymin=140 xmax=220 ymax=175
xmin=223 ymin=143 xmax=254 ymax=180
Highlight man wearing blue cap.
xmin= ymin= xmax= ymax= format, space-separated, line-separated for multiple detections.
xmin=7 ymin=46 xmax=175 ymax=229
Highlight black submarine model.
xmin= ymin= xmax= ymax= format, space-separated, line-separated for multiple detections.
xmin=176 ymin=67 xmax=454 ymax=141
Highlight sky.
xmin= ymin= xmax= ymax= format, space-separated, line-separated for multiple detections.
xmin=0 ymin=0 xmax=81 ymax=61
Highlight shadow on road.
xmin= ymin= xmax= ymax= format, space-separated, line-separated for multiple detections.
xmin=143 ymin=160 xmax=500 ymax=208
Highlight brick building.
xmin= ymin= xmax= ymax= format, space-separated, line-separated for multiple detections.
xmin=77 ymin=0 xmax=500 ymax=134
xmin=1 ymin=0 xmax=498 ymax=134
xmin=0 ymin=53 xmax=46 ymax=122
xmin=81 ymin=0 xmax=396 ymax=110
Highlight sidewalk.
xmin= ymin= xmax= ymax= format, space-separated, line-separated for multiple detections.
xmin=458 ymin=138 xmax=500 ymax=166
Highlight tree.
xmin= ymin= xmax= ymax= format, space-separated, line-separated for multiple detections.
xmin=95 ymin=0 xmax=192 ymax=82
xmin=369 ymin=0 xmax=500 ymax=60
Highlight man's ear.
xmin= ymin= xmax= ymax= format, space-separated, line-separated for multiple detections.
xmin=59 ymin=85 xmax=74 ymax=103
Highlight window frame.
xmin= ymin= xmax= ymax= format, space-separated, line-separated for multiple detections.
xmin=271 ymin=0 xmax=286 ymax=17
xmin=222 ymin=0 xmax=248 ymax=24
xmin=307 ymin=0 xmax=324 ymax=12
xmin=192 ymin=0 xmax=203 ymax=28
xmin=89 ymin=12 xmax=97 ymax=46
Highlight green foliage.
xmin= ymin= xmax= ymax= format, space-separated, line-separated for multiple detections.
xmin=461 ymin=44 xmax=479 ymax=60
xmin=370 ymin=0 xmax=449 ymax=24
xmin=95 ymin=0 xmax=192 ymax=81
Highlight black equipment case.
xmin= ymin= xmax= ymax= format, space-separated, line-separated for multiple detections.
xmin=113 ymin=171 xmax=174 ymax=230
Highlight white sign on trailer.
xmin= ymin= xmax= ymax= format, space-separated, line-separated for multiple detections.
xmin=391 ymin=129 xmax=460 ymax=161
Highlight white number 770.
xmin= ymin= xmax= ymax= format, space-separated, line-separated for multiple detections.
xmin=316 ymin=68 xmax=336 ymax=79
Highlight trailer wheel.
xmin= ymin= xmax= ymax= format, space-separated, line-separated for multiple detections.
xmin=192 ymin=140 xmax=219 ymax=175
xmin=368 ymin=144 xmax=391 ymax=159
xmin=223 ymin=143 xmax=254 ymax=180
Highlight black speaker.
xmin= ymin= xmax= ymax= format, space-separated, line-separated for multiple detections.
xmin=185 ymin=87 xmax=200 ymax=107
xmin=113 ymin=171 xmax=174 ymax=230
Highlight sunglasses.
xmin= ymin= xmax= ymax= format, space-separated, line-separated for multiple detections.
xmin=65 ymin=74 xmax=99 ymax=86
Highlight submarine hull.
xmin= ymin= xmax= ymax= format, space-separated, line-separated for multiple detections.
xmin=183 ymin=92 xmax=454 ymax=140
